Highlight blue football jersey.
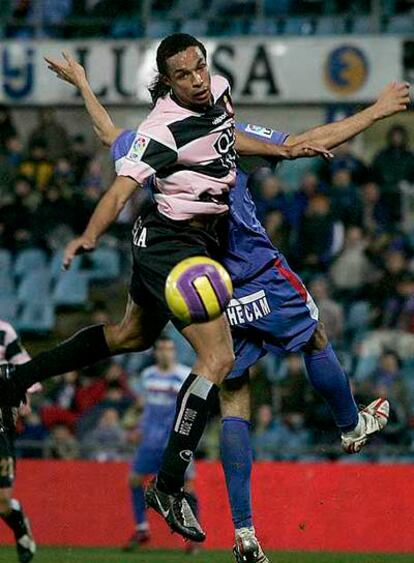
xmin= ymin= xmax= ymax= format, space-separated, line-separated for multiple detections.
xmin=111 ymin=122 xmax=289 ymax=285
xmin=138 ymin=364 xmax=190 ymax=446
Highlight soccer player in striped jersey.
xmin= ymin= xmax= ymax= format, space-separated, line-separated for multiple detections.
xmin=0 ymin=319 xmax=38 ymax=562
xmin=40 ymin=53 xmax=409 ymax=563
xmin=123 ymin=336 xmax=199 ymax=554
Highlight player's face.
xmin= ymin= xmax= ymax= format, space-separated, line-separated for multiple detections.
xmin=155 ymin=340 xmax=176 ymax=368
xmin=165 ymin=46 xmax=211 ymax=108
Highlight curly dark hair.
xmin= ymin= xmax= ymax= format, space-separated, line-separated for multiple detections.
xmin=148 ymin=33 xmax=207 ymax=106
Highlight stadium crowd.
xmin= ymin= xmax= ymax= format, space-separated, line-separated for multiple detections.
xmin=0 ymin=106 xmax=414 ymax=463
xmin=1 ymin=0 xmax=414 ymax=38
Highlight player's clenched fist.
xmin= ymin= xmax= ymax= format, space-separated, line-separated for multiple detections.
xmin=62 ymin=235 xmax=96 ymax=270
xmin=373 ymin=81 xmax=411 ymax=119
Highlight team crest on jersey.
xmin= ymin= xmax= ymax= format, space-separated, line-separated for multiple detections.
xmin=245 ymin=124 xmax=273 ymax=139
xmin=127 ymin=134 xmax=149 ymax=162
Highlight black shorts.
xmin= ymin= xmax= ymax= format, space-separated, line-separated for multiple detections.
xmin=129 ymin=205 xmax=226 ymax=324
xmin=0 ymin=429 xmax=16 ymax=488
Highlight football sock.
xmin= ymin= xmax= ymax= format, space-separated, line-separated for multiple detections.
xmin=157 ymin=373 xmax=218 ymax=494
xmin=0 ymin=499 xmax=28 ymax=539
xmin=220 ymin=417 xmax=253 ymax=530
xmin=12 ymin=325 xmax=111 ymax=391
xmin=131 ymin=484 xmax=147 ymax=527
xmin=304 ymin=343 xmax=359 ymax=432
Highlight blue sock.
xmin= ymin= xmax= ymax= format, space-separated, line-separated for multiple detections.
xmin=131 ymin=485 xmax=147 ymax=528
xmin=304 ymin=343 xmax=359 ymax=431
xmin=220 ymin=416 xmax=253 ymax=530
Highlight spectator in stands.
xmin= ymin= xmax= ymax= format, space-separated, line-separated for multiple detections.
xmin=28 ymin=109 xmax=70 ymax=161
xmin=81 ymin=158 xmax=105 ymax=191
xmin=0 ymin=105 xmax=17 ymax=151
xmin=372 ymin=124 xmax=414 ymax=222
xmin=3 ymin=134 xmax=23 ymax=168
xmin=327 ymin=167 xmax=361 ymax=226
xmin=252 ymin=404 xmax=280 ymax=461
xmin=52 ymin=157 xmax=77 ymax=190
xmin=275 ymin=354 xmax=308 ymax=416
xmin=309 ymin=276 xmax=344 ymax=344
xmin=70 ymin=134 xmax=91 ymax=184
xmin=264 ymin=209 xmax=291 ymax=256
xmin=252 ymin=171 xmax=288 ymax=223
xmin=360 ymin=180 xmax=392 ymax=234
xmin=317 ymin=140 xmax=368 ymax=186
xmin=44 ymin=423 xmax=80 ymax=459
xmin=295 ymin=195 xmax=341 ymax=272
xmin=289 ymin=171 xmax=324 ymax=229
xmin=82 ymin=408 xmax=126 ymax=461
xmin=35 ymin=184 xmax=79 ymax=246
xmin=19 ymin=139 xmax=54 ymax=192
xmin=16 ymin=410 xmax=48 ymax=459
xmin=382 ymin=272 xmax=414 ymax=332
xmin=41 ymin=371 xmax=80 ymax=430
xmin=330 ymin=226 xmax=377 ymax=301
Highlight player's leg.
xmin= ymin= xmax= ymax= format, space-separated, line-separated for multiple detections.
xmin=145 ymin=314 xmax=234 ymax=542
xmin=0 ymin=434 xmax=35 ymax=562
xmin=303 ymin=322 xmax=389 ymax=452
xmin=220 ymin=374 xmax=269 ymax=563
xmin=155 ymin=314 xmax=234 ymax=494
xmin=123 ymin=473 xmax=150 ymax=551
xmin=0 ymin=295 xmax=167 ymax=405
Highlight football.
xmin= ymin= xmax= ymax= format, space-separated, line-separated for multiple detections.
xmin=165 ymin=256 xmax=233 ymax=324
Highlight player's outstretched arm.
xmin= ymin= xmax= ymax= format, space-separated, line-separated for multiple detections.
xmin=235 ymin=129 xmax=333 ymax=160
xmin=62 ymin=176 xmax=139 ymax=270
xmin=285 ymin=81 xmax=411 ymax=150
xmin=45 ymin=52 xmax=123 ymax=147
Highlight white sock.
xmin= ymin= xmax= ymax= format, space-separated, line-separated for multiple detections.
xmin=235 ymin=526 xmax=255 ymax=538
xmin=342 ymin=413 xmax=363 ymax=437
xmin=136 ymin=522 xmax=149 ymax=532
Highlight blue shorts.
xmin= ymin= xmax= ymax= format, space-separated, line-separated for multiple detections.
xmin=226 ymin=257 xmax=319 ymax=379
xmin=132 ymin=444 xmax=196 ymax=479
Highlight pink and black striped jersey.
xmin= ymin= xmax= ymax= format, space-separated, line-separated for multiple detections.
xmin=117 ymin=75 xmax=236 ymax=221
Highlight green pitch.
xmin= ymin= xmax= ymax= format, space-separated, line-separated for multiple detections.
xmin=0 ymin=547 xmax=413 ymax=562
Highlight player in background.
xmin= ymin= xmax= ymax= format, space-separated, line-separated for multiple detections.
xmin=40 ymin=54 xmax=409 ymax=563
xmin=123 ymin=336 xmax=199 ymax=554
xmin=0 ymin=319 xmax=38 ymax=563
xmin=0 ymin=35 xmax=331 ymax=546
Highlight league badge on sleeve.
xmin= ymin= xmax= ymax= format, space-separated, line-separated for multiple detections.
xmin=245 ymin=124 xmax=273 ymax=139
xmin=127 ymin=134 xmax=150 ymax=163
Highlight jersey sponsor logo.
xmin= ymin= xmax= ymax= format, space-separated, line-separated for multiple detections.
xmin=226 ymin=289 xmax=271 ymax=326
xmin=126 ymin=134 xmax=150 ymax=163
xmin=212 ymin=112 xmax=228 ymax=126
xmin=132 ymin=218 xmax=148 ymax=248
xmin=245 ymin=124 xmax=273 ymax=139
xmin=179 ymin=450 xmax=193 ymax=463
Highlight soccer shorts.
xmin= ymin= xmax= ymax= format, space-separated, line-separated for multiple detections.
xmin=0 ymin=430 xmax=16 ymax=488
xmin=129 ymin=205 xmax=224 ymax=326
xmin=132 ymin=444 xmax=196 ymax=480
xmin=226 ymin=256 xmax=319 ymax=380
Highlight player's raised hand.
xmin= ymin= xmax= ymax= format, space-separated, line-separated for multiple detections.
xmin=373 ymin=81 xmax=411 ymax=119
xmin=287 ymin=141 xmax=334 ymax=161
xmin=62 ymin=235 xmax=96 ymax=271
xmin=44 ymin=52 xmax=87 ymax=89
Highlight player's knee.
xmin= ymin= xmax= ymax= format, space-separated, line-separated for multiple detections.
xmin=105 ymin=323 xmax=150 ymax=354
xmin=305 ymin=321 xmax=329 ymax=352
xmin=210 ymin=349 xmax=235 ymax=382
xmin=220 ymin=376 xmax=251 ymax=420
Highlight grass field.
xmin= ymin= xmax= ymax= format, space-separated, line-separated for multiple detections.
xmin=0 ymin=547 xmax=413 ymax=562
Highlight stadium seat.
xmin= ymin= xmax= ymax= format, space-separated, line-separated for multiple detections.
xmin=0 ymin=249 xmax=12 ymax=271
xmin=351 ymin=15 xmax=378 ymax=34
xmin=0 ymin=296 xmax=18 ymax=324
xmin=264 ymin=0 xmax=294 ymax=17
xmin=173 ymin=0 xmax=203 ymax=19
xmin=283 ymin=17 xmax=315 ymax=35
xmin=386 ymin=14 xmax=414 ymax=34
xmin=249 ymin=18 xmax=278 ymax=36
xmin=53 ymin=271 xmax=89 ymax=308
xmin=50 ymin=250 xmax=81 ymax=280
xmin=17 ymin=299 xmax=56 ymax=333
xmin=146 ymin=20 xmax=176 ymax=38
xmin=17 ymin=269 xmax=51 ymax=304
xmin=317 ymin=16 xmax=347 ymax=35
xmin=82 ymin=248 xmax=120 ymax=281
xmin=180 ymin=19 xmax=209 ymax=36
xmin=111 ymin=18 xmax=145 ymax=38
xmin=0 ymin=272 xmax=15 ymax=297
xmin=14 ymin=248 xmax=48 ymax=278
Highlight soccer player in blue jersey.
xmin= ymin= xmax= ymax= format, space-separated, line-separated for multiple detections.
xmin=1 ymin=51 xmax=409 ymax=562
xmin=123 ymin=335 xmax=199 ymax=553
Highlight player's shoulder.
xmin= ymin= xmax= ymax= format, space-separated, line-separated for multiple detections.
xmin=211 ymin=74 xmax=231 ymax=98
xmin=111 ymin=129 xmax=136 ymax=162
